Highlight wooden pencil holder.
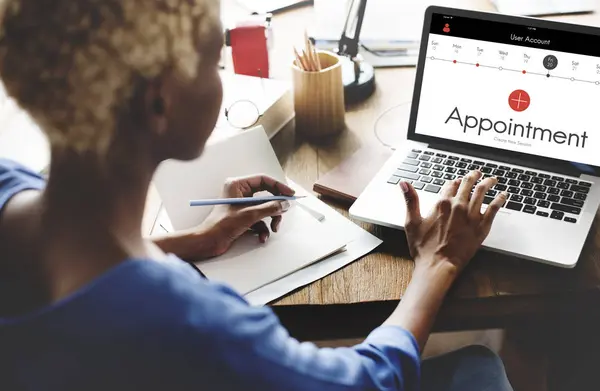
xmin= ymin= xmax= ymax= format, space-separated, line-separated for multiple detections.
xmin=292 ymin=51 xmax=346 ymax=139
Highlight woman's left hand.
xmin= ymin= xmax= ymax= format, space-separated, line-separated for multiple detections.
xmin=153 ymin=175 xmax=294 ymax=260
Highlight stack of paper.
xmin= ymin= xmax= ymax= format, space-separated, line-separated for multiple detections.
xmin=153 ymin=127 xmax=381 ymax=304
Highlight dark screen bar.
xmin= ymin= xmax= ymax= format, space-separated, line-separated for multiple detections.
xmin=431 ymin=13 xmax=600 ymax=57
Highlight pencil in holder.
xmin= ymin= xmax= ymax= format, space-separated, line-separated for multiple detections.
xmin=292 ymin=51 xmax=345 ymax=139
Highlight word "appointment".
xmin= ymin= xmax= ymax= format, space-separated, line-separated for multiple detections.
xmin=445 ymin=107 xmax=589 ymax=148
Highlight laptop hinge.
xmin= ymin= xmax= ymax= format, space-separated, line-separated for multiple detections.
xmin=428 ymin=142 xmax=582 ymax=177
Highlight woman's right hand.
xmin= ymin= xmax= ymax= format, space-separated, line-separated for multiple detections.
xmin=400 ymin=170 xmax=508 ymax=275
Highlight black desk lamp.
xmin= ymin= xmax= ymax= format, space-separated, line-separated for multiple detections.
xmin=337 ymin=0 xmax=375 ymax=104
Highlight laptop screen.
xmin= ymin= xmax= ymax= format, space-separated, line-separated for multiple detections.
xmin=414 ymin=12 xmax=600 ymax=168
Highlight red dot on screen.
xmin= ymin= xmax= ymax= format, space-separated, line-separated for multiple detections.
xmin=522 ymin=70 xmax=526 ymax=74
xmin=476 ymin=63 xmax=479 ymax=67
xmin=453 ymin=60 xmax=457 ymax=64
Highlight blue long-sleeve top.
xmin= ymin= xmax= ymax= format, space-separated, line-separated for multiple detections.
xmin=0 ymin=158 xmax=421 ymax=391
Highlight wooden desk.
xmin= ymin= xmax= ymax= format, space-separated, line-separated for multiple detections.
xmin=157 ymin=0 xmax=600 ymax=339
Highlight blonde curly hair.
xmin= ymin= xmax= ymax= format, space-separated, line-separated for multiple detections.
xmin=0 ymin=0 xmax=221 ymax=154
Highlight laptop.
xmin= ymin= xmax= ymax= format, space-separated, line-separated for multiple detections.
xmin=349 ymin=6 xmax=600 ymax=268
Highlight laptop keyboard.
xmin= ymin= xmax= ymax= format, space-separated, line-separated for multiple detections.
xmin=387 ymin=149 xmax=592 ymax=224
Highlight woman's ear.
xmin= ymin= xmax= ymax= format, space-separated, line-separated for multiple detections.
xmin=144 ymin=78 xmax=170 ymax=136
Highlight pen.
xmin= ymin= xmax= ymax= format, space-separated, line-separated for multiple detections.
xmin=189 ymin=195 xmax=306 ymax=207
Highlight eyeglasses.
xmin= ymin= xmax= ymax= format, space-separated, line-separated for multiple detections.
xmin=221 ymin=68 xmax=266 ymax=130
xmin=224 ymin=99 xmax=262 ymax=129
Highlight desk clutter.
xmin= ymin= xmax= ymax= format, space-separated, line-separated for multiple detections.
xmin=153 ymin=127 xmax=381 ymax=305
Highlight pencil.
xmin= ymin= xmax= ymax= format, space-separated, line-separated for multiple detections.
xmin=293 ymin=47 xmax=309 ymax=71
xmin=189 ymin=195 xmax=306 ymax=207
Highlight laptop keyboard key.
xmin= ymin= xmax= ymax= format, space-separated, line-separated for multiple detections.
xmin=531 ymin=177 xmax=544 ymax=184
xmin=435 ymin=153 xmax=447 ymax=157
xmin=497 ymin=177 xmax=508 ymax=184
xmin=485 ymin=163 xmax=498 ymax=168
xmin=561 ymin=198 xmax=584 ymax=208
xmin=552 ymin=176 xmax=564 ymax=181
xmin=534 ymin=192 xmax=547 ymax=200
xmin=538 ymin=173 xmax=550 ymax=179
xmin=512 ymin=168 xmax=524 ymax=173
xmin=458 ymin=169 xmax=469 ymax=176
xmin=421 ymin=162 xmax=432 ymax=169
xmin=511 ymin=194 xmax=524 ymax=202
xmin=565 ymin=217 xmax=577 ymax=223
xmin=579 ymin=181 xmax=592 ymax=187
xmin=394 ymin=170 xmax=420 ymax=181
xmin=518 ymin=174 xmax=531 ymax=182
xmin=474 ymin=160 xmax=485 ymax=165
xmin=570 ymin=185 xmax=590 ymax=194
xmin=483 ymin=196 xmax=494 ymax=204
xmin=433 ymin=179 xmax=445 ymax=186
xmin=499 ymin=165 xmax=511 ymax=171
xmin=413 ymin=181 xmax=425 ymax=190
xmin=486 ymin=189 xmax=498 ymax=197
xmin=548 ymin=188 xmax=560 ymax=195
xmin=495 ymin=184 xmax=508 ymax=191
xmin=521 ymin=190 xmax=533 ymax=197
xmin=432 ymin=157 xmax=443 ymax=163
xmin=550 ymin=211 xmax=564 ymax=220
xmin=431 ymin=171 xmax=443 ymax=178
xmin=407 ymin=153 xmax=418 ymax=159
xmin=460 ymin=158 xmax=472 ymax=163
xmin=420 ymin=176 xmax=433 ymax=183
xmin=424 ymin=151 xmax=434 ymax=155
xmin=468 ymin=164 xmax=481 ymax=170
xmin=521 ymin=182 xmax=533 ymax=190
xmin=533 ymin=184 xmax=547 ymax=192
xmin=388 ymin=176 xmax=401 ymax=185
xmin=404 ymin=159 xmax=419 ymax=166
xmin=523 ymin=205 xmax=536 ymax=214
xmin=557 ymin=182 xmax=570 ymax=190
xmin=456 ymin=162 xmax=468 ymax=169
xmin=444 ymin=174 xmax=456 ymax=180
xmin=448 ymin=156 xmax=459 ymax=160
xmin=525 ymin=171 xmax=537 ymax=176
xmin=537 ymin=200 xmax=550 ymax=208
xmin=544 ymin=179 xmax=557 ymax=187
xmin=566 ymin=179 xmax=578 ymax=184
xmin=433 ymin=164 xmax=444 ymax=171
xmin=508 ymin=186 xmax=520 ymax=194
xmin=536 ymin=211 xmax=549 ymax=217
xmin=412 ymin=149 xmax=422 ymax=153
xmin=419 ymin=169 xmax=431 ymax=175
xmin=419 ymin=155 xmax=431 ymax=161
xmin=506 ymin=201 xmax=523 ymax=211
xmin=506 ymin=172 xmax=518 ymax=179
xmin=398 ymin=164 xmax=419 ymax=173
xmin=551 ymin=203 xmax=581 ymax=215
xmin=444 ymin=159 xmax=456 ymax=166
xmin=574 ymin=192 xmax=587 ymax=201
xmin=547 ymin=195 xmax=560 ymax=202
xmin=560 ymin=190 xmax=574 ymax=198
xmin=425 ymin=184 xmax=441 ymax=193
xmin=481 ymin=167 xmax=493 ymax=174
xmin=492 ymin=169 xmax=506 ymax=176
xmin=508 ymin=179 xmax=520 ymax=187
xmin=445 ymin=167 xmax=457 ymax=173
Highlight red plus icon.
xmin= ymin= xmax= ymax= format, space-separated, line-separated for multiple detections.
xmin=508 ymin=89 xmax=530 ymax=112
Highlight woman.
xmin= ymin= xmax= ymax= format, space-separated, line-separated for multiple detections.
xmin=0 ymin=1 xmax=512 ymax=390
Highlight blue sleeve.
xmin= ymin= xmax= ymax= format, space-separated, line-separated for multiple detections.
xmin=187 ymin=281 xmax=421 ymax=391
xmin=0 ymin=158 xmax=45 ymax=214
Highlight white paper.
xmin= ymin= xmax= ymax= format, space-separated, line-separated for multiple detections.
xmin=245 ymin=180 xmax=382 ymax=305
xmin=492 ymin=0 xmax=595 ymax=16
xmin=154 ymin=127 xmax=286 ymax=231
xmin=198 ymin=206 xmax=348 ymax=294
